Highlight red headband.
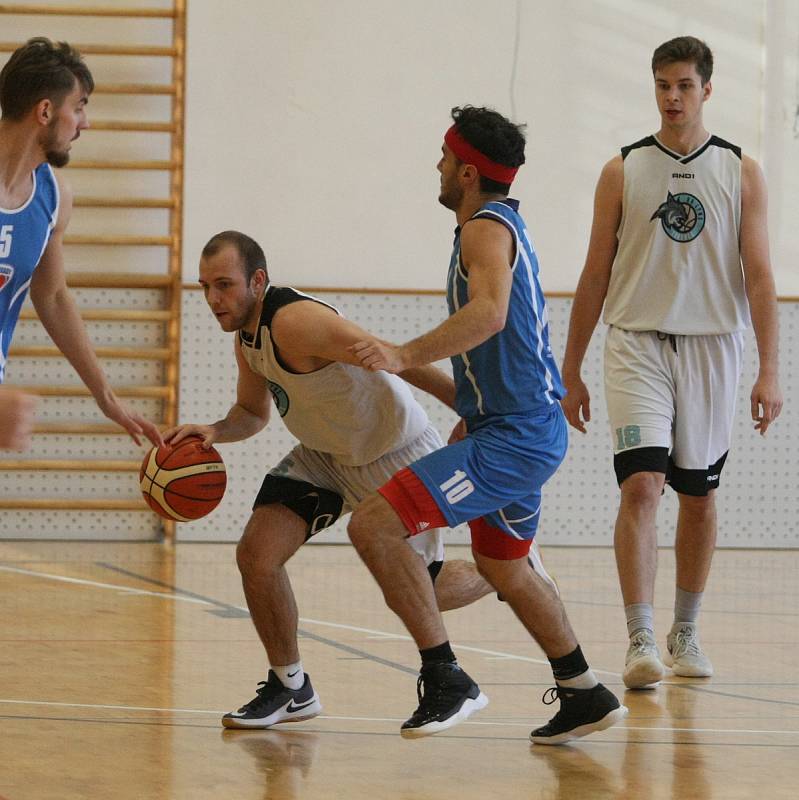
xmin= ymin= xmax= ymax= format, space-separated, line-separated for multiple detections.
xmin=444 ymin=125 xmax=519 ymax=185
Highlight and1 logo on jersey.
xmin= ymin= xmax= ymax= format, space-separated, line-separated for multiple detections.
xmin=0 ymin=264 xmax=14 ymax=292
xmin=649 ymin=191 xmax=705 ymax=242
xmin=267 ymin=379 xmax=290 ymax=417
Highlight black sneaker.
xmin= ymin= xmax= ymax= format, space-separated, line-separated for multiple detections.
xmin=400 ymin=662 xmax=488 ymax=739
xmin=530 ymin=683 xmax=627 ymax=745
xmin=222 ymin=670 xmax=322 ymax=729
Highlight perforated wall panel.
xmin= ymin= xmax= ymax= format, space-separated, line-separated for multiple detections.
xmin=178 ymin=291 xmax=797 ymax=548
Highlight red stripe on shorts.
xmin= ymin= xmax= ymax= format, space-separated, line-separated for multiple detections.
xmin=469 ymin=517 xmax=532 ymax=560
xmin=378 ymin=467 xmax=448 ymax=536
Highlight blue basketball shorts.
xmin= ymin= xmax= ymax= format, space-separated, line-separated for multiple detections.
xmin=407 ymin=406 xmax=567 ymax=541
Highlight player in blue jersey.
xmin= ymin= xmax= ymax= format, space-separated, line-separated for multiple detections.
xmin=348 ymin=106 xmax=626 ymax=744
xmin=0 ymin=38 xmax=161 ymax=446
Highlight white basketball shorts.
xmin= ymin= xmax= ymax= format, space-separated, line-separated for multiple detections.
xmin=604 ymin=326 xmax=744 ymax=495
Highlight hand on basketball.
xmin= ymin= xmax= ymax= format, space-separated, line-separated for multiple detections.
xmin=750 ymin=373 xmax=783 ymax=435
xmin=0 ymin=388 xmax=37 ymax=451
xmin=448 ymin=419 xmax=467 ymax=444
xmin=97 ymin=394 xmax=163 ymax=448
xmin=163 ymin=423 xmax=218 ymax=449
xmin=561 ymin=375 xmax=591 ymax=434
xmin=348 ymin=338 xmax=406 ymax=374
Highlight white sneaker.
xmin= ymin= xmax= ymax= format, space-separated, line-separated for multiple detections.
xmin=664 ymin=622 xmax=713 ymax=677
xmin=529 ymin=540 xmax=559 ymax=596
xmin=623 ymin=629 xmax=665 ymax=689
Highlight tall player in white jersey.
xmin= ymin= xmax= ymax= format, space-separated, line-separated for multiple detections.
xmin=165 ymin=230 xmax=500 ymax=729
xmin=561 ymin=36 xmax=782 ymax=688
xmin=0 ymin=38 xmax=161 ymax=448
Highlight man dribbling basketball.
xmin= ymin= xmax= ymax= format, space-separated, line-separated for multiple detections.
xmin=165 ymin=230 xmax=559 ymax=729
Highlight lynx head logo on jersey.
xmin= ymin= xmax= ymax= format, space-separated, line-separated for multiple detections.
xmin=267 ymin=379 xmax=290 ymax=417
xmin=650 ymin=191 xmax=705 ymax=242
xmin=0 ymin=264 xmax=13 ymax=292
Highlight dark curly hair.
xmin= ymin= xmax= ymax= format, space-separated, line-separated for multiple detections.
xmin=450 ymin=105 xmax=526 ymax=194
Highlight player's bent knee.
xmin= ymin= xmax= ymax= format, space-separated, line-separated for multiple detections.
xmin=348 ymin=493 xmax=407 ymax=552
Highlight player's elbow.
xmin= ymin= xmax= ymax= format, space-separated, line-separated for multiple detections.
xmin=485 ymin=308 xmax=507 ymax=335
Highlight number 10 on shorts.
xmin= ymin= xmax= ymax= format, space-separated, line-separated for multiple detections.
xmin=440 ymin=470 xmax=474 ymax=504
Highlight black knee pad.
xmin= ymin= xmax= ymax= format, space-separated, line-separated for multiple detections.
xmin=614 ymin=446 xmax=669 ymax=486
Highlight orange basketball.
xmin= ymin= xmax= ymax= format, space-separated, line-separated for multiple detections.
xmin=140 ymin=435 xmax=227 ymax=521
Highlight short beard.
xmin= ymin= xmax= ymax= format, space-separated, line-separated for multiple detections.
xmin=438 ymin=185 xmax=463 ymax=211
xmin=42 ymin=118 xmax=70 ymax=167
xmin=45 ymin=149 xmax=70 ymax=168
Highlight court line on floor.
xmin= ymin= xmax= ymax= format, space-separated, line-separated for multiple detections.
xmin=95 ymin=561 xmax=620 ymax=676
xmin=0 ymin=565 xmax=209 ymax=606
xmin=0 ymin=698 xmax=797 ymax=738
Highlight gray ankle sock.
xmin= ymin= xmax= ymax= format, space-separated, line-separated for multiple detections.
xmin=625 ymin=602 xmax=654 ymax=638
xmin=674 ymin=587 xmax=703 ymax=625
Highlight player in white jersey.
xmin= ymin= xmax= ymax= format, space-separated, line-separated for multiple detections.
xmin=0 ymin=38 xmax=161 ymax=447
xmin=561 ymin=36 xmax=782 ymax=687
xmin=165 ymin=230 xmax=501 ymax=729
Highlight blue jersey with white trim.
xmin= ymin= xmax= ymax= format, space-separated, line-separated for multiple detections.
xmin=0 ymin=163 xmax=60 ymax=382
xmin=446 ymin=198 xmax=564 ymax=419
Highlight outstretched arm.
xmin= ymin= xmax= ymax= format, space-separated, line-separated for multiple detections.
xmin=271 ymin=301 xmax=458 ymax=408
xmin=165 ymin=337 xmax=270 ymax=447
xmin=29 ymin=174 xmax=162 ymax=447
xmin=349 ymin=218 xmax=514 ymax=372
xmin=0 ymin=388 xmax=36 ymax=450
xmin=740 ymin=155 xmax=782 ymax=435
xmin=560 ymin=156 xmax=622 ymax=433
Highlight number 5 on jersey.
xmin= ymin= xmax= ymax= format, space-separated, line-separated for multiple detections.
xmin=440 ymin=470 xmax=474 ymax=504
xmin=0 ymin=225 xmax=13 ymax=258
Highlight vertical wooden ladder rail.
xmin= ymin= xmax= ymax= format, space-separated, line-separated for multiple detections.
xmin=0 ymin=2 xmax=186 ymax=544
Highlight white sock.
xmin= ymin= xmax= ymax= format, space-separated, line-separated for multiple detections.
xmin=556 ymin=668 xmax=598 ymax=690
xmin=673 ymin=587 xmax=703 ymax=626
xmin=272 ymin=661 xmax=304 ymax=691
xmin=625 ymin=602 xmax=655 ymax=639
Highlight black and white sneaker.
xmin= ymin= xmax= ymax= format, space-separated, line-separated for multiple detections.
xmin=222 ymin=670 xmax=322 ymax=729
xmin=400 ymin=662 xmax=488 ymax=739
xmin=530 ymin=683 xmax=627 ymax=745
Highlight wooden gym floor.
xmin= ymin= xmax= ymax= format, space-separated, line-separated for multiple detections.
xmin=1 ymin=541 xmax=797 ymax=800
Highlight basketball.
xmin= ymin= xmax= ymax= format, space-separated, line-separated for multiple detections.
xmin=140 ymin=435 xmax=227 ymax=521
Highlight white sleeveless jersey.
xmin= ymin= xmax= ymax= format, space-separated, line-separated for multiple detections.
xmin=603 ymin=134 xmax=749 ymax=334
xmin=239 ymin=286 xmax=429 ymax=466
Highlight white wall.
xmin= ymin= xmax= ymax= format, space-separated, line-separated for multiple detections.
xmin=184 ymin=0 xmax=797 ymax=293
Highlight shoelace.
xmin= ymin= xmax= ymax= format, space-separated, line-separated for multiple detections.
xmin=240 ymin=677 xmax=282 ymax=712
xmin=628 ymin=631 xmax=656 ymax=658
xmin=671 ymin=626 xmax=702 ymax=657
xmin=414 ymin=670 xmax=462 ymax=714
xmin=541 ymin=686 xmax=563 ymax=706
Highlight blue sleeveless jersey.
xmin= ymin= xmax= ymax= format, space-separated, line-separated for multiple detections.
xmin=447 ymin=198 xmax=564 ymax=419
xmin=0 ymin=163 xmax=60 ymax=382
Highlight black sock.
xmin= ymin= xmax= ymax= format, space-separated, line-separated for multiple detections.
xmin=548 ymin=645 xmax=589 ymax=682
xmin=420 ymin=641 xmax=456 ymax=667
